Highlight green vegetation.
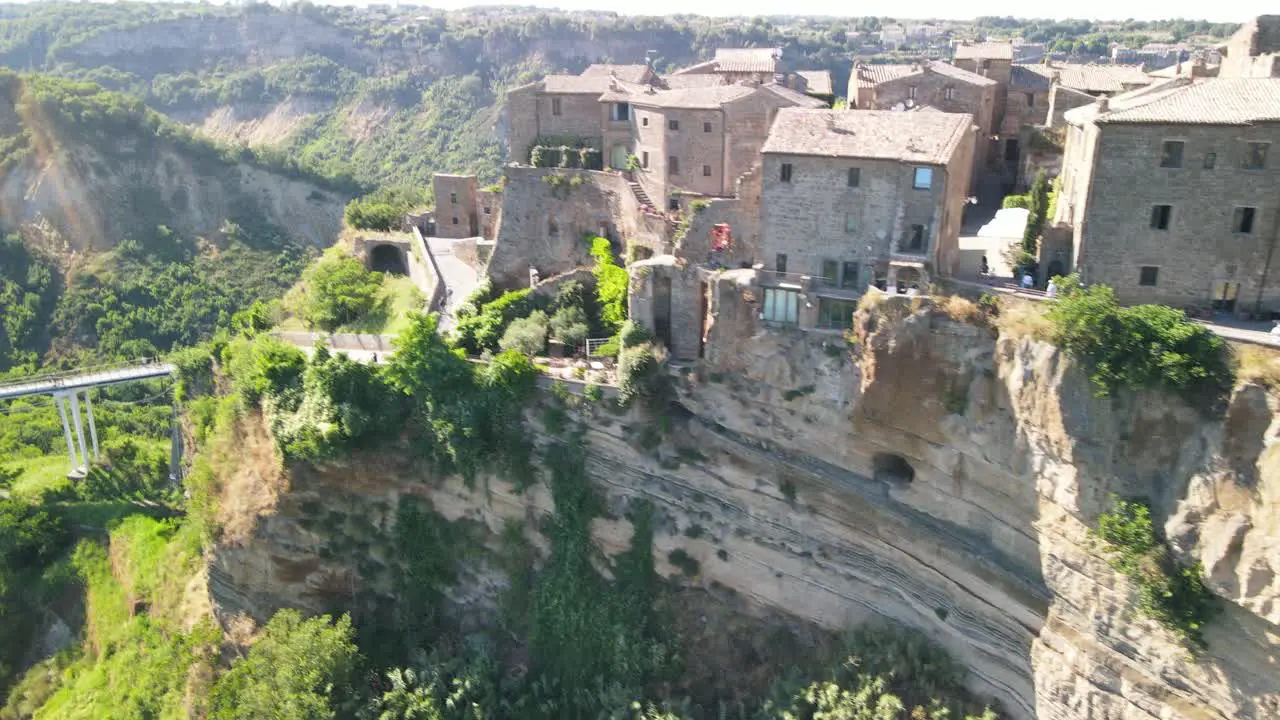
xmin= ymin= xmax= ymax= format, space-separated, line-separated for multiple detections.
xmin=208 ymin=610 xmax=357 ymax=720
xmin=298 ymin=252 xmax=384 ymax=331
xmin=619 ymin=343 xmax=671 ymax=409
xmin=0 ymin=235 xmax=58 ymax=374
xmin=1001 ymin=170 xmax=1053 ymax=274
xmin=1092 ymin=497 xmax=1219 ymax=649
xmin=500 ymin=310 xmax=549 ymax=356
xmin=344 ymin=186 xmax=428 ymax=231
xmin=591 ymin=237 xmax=628 ymax=335
xmin=1046 ymin=277 xmax=1231 ymax=403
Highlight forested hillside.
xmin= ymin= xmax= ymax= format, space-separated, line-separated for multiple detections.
xmin=0 ymin=69 xmax=351 ymax=370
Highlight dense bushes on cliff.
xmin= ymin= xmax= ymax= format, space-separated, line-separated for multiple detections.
xmin=1047 ymin=279 xmax=1231 ymax=403
xmin=1093 ymin=498 xmax=1219 ymax=649
xmin=0 ymin=235 xmax=58 ymax=374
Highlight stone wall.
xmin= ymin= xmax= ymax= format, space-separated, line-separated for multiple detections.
xmin=505 ymin=83 xmax=540 ymax=163
xmin=627 ymin=256 xmax=706 ymax=361
xmin=487 ymin=166 xmax=667 ymax=289
xmin=1045 ymin=85 xmax=1093 ymax=130
xmin=477 ymin=188 xmax=501 ymax=240
xmin=633 ymin=105 xmax=669 ymax=205
xmin=759 ymin=151 xmax=964 ymax=286
xmin=723 ymin=90 xmax=792 ymax=197
xmin=675 ymin=162 xmax=764 ymax=268
xmin=432 ymin=174 xmax=478 ymax=238
xmin=1072 ymin=120 xmax=1280 ymax=314
xmin=662 ymin=107 xmax=728 ymax=197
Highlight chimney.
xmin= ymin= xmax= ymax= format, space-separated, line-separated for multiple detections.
xmin=1096 ymin=95 xmax=1109 ymax=112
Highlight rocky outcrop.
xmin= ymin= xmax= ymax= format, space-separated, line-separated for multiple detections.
xmin=206 ymin=296 xmax=1280 ymax=720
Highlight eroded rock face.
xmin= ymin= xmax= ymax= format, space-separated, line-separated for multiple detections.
xmin=207 ymin=300 xmax=1280 ymax=720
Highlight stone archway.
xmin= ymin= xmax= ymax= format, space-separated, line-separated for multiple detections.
xmin=369 ymin=244 xmax=408 ymax=275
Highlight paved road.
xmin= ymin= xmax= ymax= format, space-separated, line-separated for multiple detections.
xmin=425 ymin=237 xmax=480 ymax=332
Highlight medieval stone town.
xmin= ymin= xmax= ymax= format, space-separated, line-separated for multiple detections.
xmin=410 ymin=14 xmax=1280 ymax=359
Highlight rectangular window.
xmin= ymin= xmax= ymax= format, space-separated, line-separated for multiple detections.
xmin=642 ymin=116 xmax=649 ymax=126
xmin=780 ymin=163 xmax=793 ymax=183
xmin=1244 ymin=142 xmax=1270 ymax=170
xmin=668 ymin=119 xmax=680 ymax=131
xmin=907 ymin=86 xmax=917 ymax=99
xmin=703 ymin=164 xmax=712 ymax=177
xmin=642 ymin=151 xmax=649 ymax=168
xmin=1025 ymin=92 xmax=1035 ymax=107
xmin=450 ymin=192 xmax=458 ymax=204
xmin=821 ymin=259 xmax=839 ymax=286
xmin=611 ymin=103 xmax=630 ymax=121
xmin=840 ymin=262 xmax=859 ymax=289
xmin=1150 ymin=204 xmax=1172 ymax=230
xmin=907 ymin=224 xmax=926 ymax=252
xmin=912 ymin=167 xmax=933 ymax=190
xmin=704 ymin=121 xmax=712 ymax=132
xmin=1139 ymin=266 xmax=1159 ymax=286
xmin=1204 ymin=152 xmax=1217 ymax=169
xmin=847 ymin=167 xmax=860 ymax=187
xmin=1234 ymin=207 xmax=1257 ymax=234
xmin=668 ymin=198 xmax=679 ymax=211
xmin=775 ymin=253 xmax=787 ymax=274
xmin=1160 ymin=141 xmax=1184 ymax=168
xmin=551 ymin=97 xmax=561 ymax=116
xmin=844 ymin=213 xmax=857 ymax=233
xmin=668 ymin=156 xmax=679 ymax=175
xmin=451 ymin=216 xmax=458 ymax=225
xmin=944 ymin=86 xmax=955 ymax=100
xmin=762 ymin=288 xmax=800 ymax=325
xmin=817 ymin=298 xmax=857 ymax=330
xmin=483 ymin=205 xmax=491 ymax=215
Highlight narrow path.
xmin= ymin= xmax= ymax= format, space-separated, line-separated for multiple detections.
xmin=425 ymin=236 xmax=480 ymax=332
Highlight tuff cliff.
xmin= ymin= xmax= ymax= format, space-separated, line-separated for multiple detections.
xmin=203 ymin=297 xmax=1280 ymax=720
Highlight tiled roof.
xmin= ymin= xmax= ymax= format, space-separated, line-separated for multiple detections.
xmin=713 ymin=47 xmax=782 ymax=73
xmin=580 ymin=64 xmax=652 ymax=83
xmin=953 ymin=42 xmax=1014 ymax=61
xmin=1147 ymin=62 xmax=1219 ymax=79
xmin=627 ymin=84 xmax=757 ymax=109
xmin=762 ymin=108 xmax=973 ymax=164
xmin=796 ymin=70 xmax=833 ymax=95
xmin=542 ymin=74 xmax=614 ymax=94
xmin=1009 ymin=66 xmax=1052 ymax=91
xmin=1065 ymin=78 xmax=1280 ymax=125
xmin=1013 ymin=63 xmax=1154 ymax=93
xmin=761 ymin=83 xmax=827 ymax=108
xmin=669 ymin=59 xmax=719 ymax=76
xmin=852 ymin=61 xmax=996 ymax=90
xmin=659 ymin=74 xmax=727 ymax=89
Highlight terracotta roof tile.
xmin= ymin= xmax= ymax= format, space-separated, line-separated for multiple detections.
xmin=1066 ymin=78 xmax=1280 ymax=125
xmin=580 ymin=64 xmax=652 ymax=83
xmin=761 ymin=83 xmax=828 ymax=108
xmin=852 ymin=61 xmax=997 ymax=90
xmin=796 ymin=70 xmax=833 ymax=95
xmin=542 ymin=74 xmax=613 ymax=94
xmin=713 ymin=47 xmax=782 ymax=73
xmin=628 ymin=85 xmax=757 ymax=109
xmin=762 ymin=108 xmax=972 ymax=164
xmin=953 ymin=42 xmax=1014 ymax=61
xmin=1013 ymin=63 xmax=1153 ymax=93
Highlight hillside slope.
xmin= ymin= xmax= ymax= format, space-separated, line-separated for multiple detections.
xmin=0 ymin=70 xmax=351 ymax=368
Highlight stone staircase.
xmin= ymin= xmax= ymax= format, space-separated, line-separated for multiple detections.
xmin=628 ymin=181 xmax=655 ymax=210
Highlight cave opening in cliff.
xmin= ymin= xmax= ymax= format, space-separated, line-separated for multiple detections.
xmin=873 ymin=452 xmax=915 ymax=485
xmin=369 ymin=244 xmax=408 ymax=275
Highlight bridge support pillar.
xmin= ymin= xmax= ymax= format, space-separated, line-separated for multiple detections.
xmin=69 ymin=392 xmax=89 ymax=475
xmin=53 ymin=392 xmax=81 ymax=476
xmin=84 ymin=390 xmax=100 ymax=462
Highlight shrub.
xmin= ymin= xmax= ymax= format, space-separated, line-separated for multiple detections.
xmin=618 ymin=319 xmax=650 ymax=348
xmin=453 ymin=289 xmax=535 ymax=355
xmin=224 ymin=335 xmax=307 ymax=404
xmin=590 ymin=237 xmax=628 ymax=334
xmin=1092 ymin=498 xmax=1219 ymax=649
xmin=618 ymin=342 xmax=669 ymax=408
xmin=667 ymin=548 xmax=700 ymax=576
xmin=301 ymin=255 xmax=382 ymax=331
xmin=1001 ymin=194 xmax=1030 ymax=210
xmin=500 ymin=310 xmax=549 ymax=356
xmin=549 ymin=305 xmax=589 ymax=348
xmin=1047 ymin=281 xmax=1231 ymax=402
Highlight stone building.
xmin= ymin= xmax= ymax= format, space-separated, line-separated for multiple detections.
xmin=756 ymin=108 xmax=976 ymax=327
xmin=1219 ymin=15 xmax=1280 ymax=78
xmin=431 ymin=174 xmax=479 ymax=238
xmin=847 ymin=60 xmax=997 ymax=189
xmin=1055 ymin=78 xmax=1280 ymax=315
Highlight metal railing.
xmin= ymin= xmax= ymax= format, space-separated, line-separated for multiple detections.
xmin=0 ymin=359 xmax=174 ymax=400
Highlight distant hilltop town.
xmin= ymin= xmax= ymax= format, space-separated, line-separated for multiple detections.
xmin=412 ymin=15 xmax=1280 ymax=359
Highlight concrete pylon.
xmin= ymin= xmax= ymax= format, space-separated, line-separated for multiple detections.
xmin=84 ymin=390 xmax=100 ymax=461
xmin=69 ymin=392 xmax=89 ymax=475
xmin=53 ymin=393 xmax=81 ymax=476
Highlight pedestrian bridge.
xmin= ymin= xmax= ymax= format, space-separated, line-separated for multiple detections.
xmin=0 ymin=360 xmax=173 ymax=400
xmin=0 ymin=359 xmax=177 ymax=479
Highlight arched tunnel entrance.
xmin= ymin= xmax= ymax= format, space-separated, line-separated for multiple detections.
xmin=872 ymin=452 xmax=915 ymax=485
xmin=369 ymin=244 xmax=408 ymax=275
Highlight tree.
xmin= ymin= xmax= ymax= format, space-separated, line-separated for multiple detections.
xmin=499 ymin=310 xmax=549 ymax=356
xmin=591 ymin=237 xmax=628 ymax=334
xmin=209 ymin=610 xmax=358 ymax=720
xmin=303 ymin=255 xmax=383 ymax=330
xmin=549 ymin=305 xmax=589 ymax=348
xmin=1020 ymin=170 xmax=1050 ymax=275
